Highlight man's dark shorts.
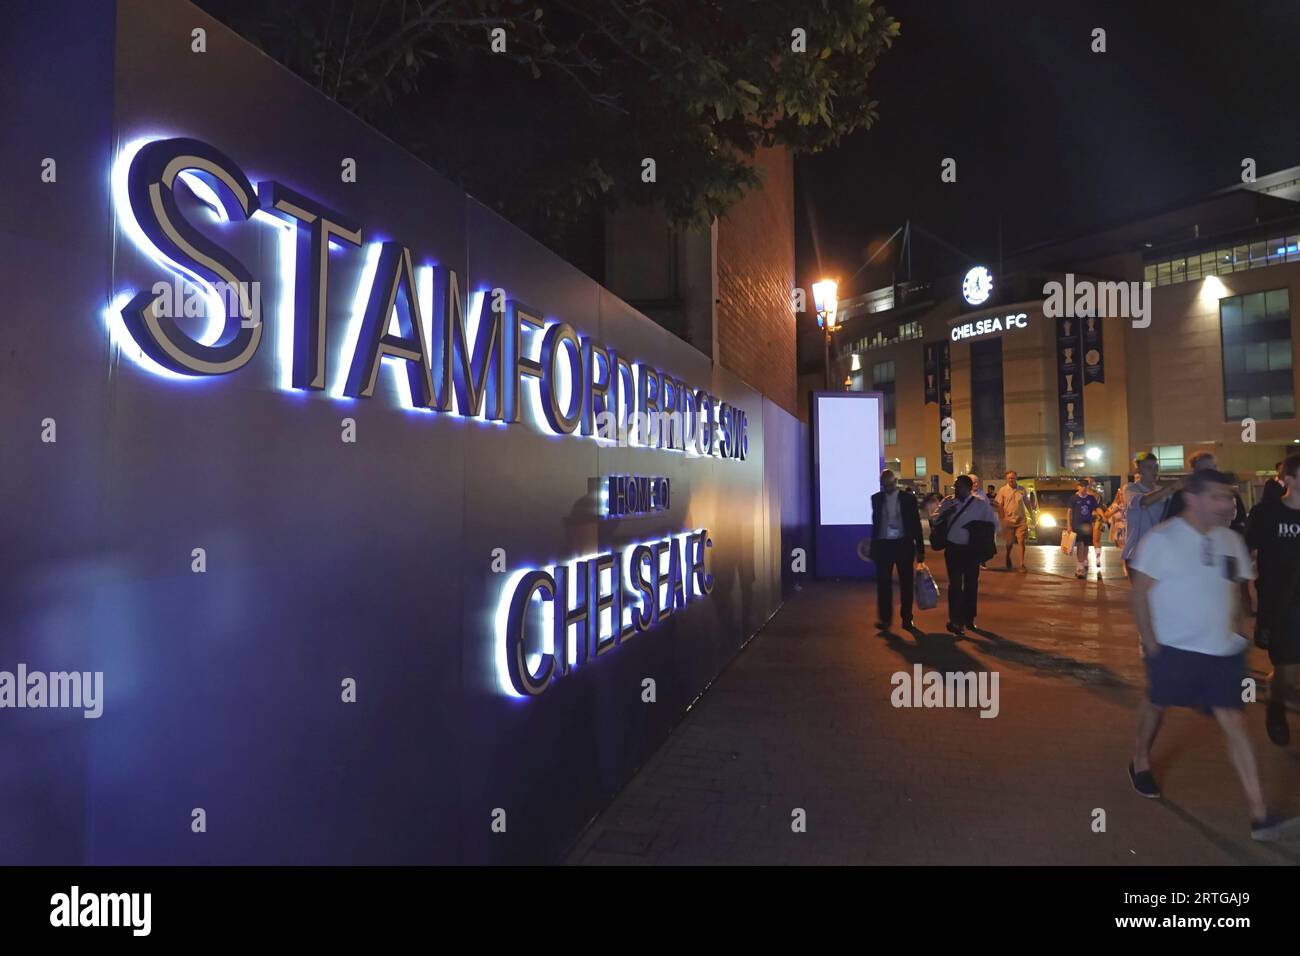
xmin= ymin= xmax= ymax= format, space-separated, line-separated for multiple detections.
xmin=1144 ymin=644 xmax=1245 ymax=713
xmin=1267 ymin=603 xmax=1300 ymax=667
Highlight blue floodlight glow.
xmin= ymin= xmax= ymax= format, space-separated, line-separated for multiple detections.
xmin=104 ymin=292 xmax=197 ymax=381
xmin=112 ymin=137 xmax=228 ymax=352
xmin=330 ymin=241 xmax=384 ymax=401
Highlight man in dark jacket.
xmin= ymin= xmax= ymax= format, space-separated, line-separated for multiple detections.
xmin=869 ymin=469 xmax=926 ymax=631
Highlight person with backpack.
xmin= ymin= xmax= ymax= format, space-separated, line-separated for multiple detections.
xmin=931 ymin=475 xmax=997 ymax=637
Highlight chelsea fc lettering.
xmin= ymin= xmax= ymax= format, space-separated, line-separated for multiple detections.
xmin=113 ymin=137 xmax=746 ymax=459
xmin=950 ymin=312 xmax=1028 ymax=341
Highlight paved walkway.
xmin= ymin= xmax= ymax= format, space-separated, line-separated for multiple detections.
xmin=567 ymin=545 xmax=1300 ymax=864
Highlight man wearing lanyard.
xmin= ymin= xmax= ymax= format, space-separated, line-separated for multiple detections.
xmin=869 ymin=470 xmax=926 ymax=632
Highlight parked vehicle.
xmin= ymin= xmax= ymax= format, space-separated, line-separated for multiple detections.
xmin=1017 ymin=475 xmax=1120 ymax=545
xmin=1022 ymin=478 xmax=1075 ymax=545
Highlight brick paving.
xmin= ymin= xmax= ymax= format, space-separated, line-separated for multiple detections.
xmin=566 ymin=545 xmax=1300 ymax=865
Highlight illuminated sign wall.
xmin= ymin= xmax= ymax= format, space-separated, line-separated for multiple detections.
xmin=0 ymin=0 xmax=808 ymax=866
xmin=112 ymin=136 xmax=749 ymax=460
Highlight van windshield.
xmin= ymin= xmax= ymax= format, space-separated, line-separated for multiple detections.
xmin=1035 ymin=490 xmax=1077 ymax=508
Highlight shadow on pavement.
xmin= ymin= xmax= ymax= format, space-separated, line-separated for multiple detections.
xmin=877 ymin=626 xmax=991 ymax=675
xmin=958 ymin=625 xmax=1139 ymax=705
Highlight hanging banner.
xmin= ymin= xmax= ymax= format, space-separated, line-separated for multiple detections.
xmin=1057 ymin=316 xmax=1085 ymax=470
xmin=938 ymin=341 xmax=953 ymax=474
xmin=923 ymin=342 xmax=939 ymax=405
xmin=1082 ymin=313 xmax=1105 ymax=383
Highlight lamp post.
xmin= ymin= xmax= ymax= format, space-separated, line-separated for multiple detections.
xmin=812 ymin=278 xmax=840 ymax=390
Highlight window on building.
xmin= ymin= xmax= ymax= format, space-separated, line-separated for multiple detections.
xmin=1220 ymin=288 xmax=1294 ymax=422
xmin=1147 ymin=231 xmax=1300 ymax=289
xmin=915 ymin=456 xmax=927 ymax=478
xmin=872 ymin=359 xmax=897 ymax=446
xmin=1152 ymin=445 xmax=1186 ymax=471
xmin=1266 ymin=237 xmax=1287 ymax=268
xmin=1233 ymin=244 xmax=1249 ymax=272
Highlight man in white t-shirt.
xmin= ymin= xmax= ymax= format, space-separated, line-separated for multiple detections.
xmin=1127 ymin=468 xmax=1293 ymax=840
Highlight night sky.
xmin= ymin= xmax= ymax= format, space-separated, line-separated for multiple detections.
xmin=796 ymin=0 xmax=1300 ymax=299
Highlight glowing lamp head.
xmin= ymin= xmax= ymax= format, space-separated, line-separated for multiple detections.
xmin=813 ymin=278 xmax=839 ymax=331
xmin=1085 ymin=446 xmax=1102 ymax=462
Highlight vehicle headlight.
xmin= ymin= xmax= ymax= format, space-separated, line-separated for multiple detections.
xmin=1038 ymin=513 xmax=1057 ymax=528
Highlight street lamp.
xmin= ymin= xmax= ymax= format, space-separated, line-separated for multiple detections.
xmin=812 ymin=278 xmax=840 ymax=390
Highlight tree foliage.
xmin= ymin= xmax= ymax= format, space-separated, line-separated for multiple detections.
xmin=198 ymin=0 xmax=899 ymax=246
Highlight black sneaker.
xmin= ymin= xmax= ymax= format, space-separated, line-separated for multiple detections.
xmin=901 ymin=616 xmax=914 ymax=629
xmin=1251 ymin=814 xmax=1299 ymax=842
xmin=945 ymin=621 xmax=965 ymax=637
xmin=1128 ymin=761 xmax=1160 ymax=798
xmin=1267 ymin=702 xmax=1291 ymax=746
xmin=875 ymin=619 xmax=891 ymax=632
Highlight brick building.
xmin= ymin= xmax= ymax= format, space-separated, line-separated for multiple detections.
xmin=604 ymin=146 xmax=798 ymax=418
xmin=716 ymin=147 xmax=797 ymax=417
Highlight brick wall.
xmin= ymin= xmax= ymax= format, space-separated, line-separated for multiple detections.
xmin=717 ymin=146 xmax=798 ymax=417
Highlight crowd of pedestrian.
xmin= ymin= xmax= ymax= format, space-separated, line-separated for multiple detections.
xmin=867 ymin=452 xmax=1300 ymax=841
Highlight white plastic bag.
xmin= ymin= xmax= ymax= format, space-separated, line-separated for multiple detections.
xmin=1059 ymin=528 xmax=1076 ymax=554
